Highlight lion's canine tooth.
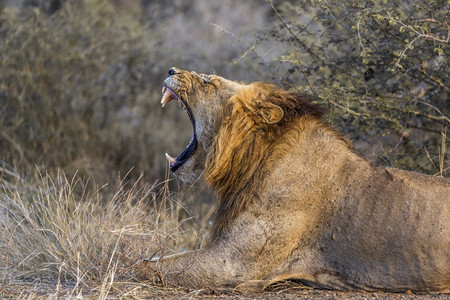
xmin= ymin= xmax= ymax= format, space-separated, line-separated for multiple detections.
xmin=165 ymin=153 xmax=176 ymax=166
xmin=161 ymin=89 xmax=173 ymax=108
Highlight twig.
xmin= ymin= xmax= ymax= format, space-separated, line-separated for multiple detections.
xmin=415 ymin=18 xmax=440 ymax=24
xmin=357 ymin=16 xmax=366 ymax=52
xmin=393 ymin=36 xmax=420 ymax=70
xmin=377 ymin=100 xmax=450 ymax=125
xmin=439 ymin=126 xmax=447 ymax=177
xmin=327 ymin=99 xmax=364 ymax=116
xmin=415 ymin=69 xmax=450 ymax=92
xmin=371 ymin=16 xmax=402 ymax=42
xmin=408 ymin=124 xmax=450 ymax=135
xmin=267 ymin=1 xmax=323 ymax=63
xmin=416 ymin=99 xmax=449 ymax=119
xmin=267 ymin=0 xmax=319 ymax=96
xmin=424 ymin=147 xmax=438 ymax=174
xmin=209 ymin=23 xmax=278 ymax=82
xmin=389 ymin=16 xmax=449 ymax=55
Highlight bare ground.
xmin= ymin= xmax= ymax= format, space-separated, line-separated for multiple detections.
xmin=1 ymin=281 xmax=449 ymax=299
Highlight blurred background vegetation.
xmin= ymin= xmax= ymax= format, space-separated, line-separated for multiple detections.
xmin=0 ymin=0 xmax=274 ymax=187
xmin=0 ymin=0 xmax=448 ymax=292
xmin=0 ymin=0 xmax=448 ymax=191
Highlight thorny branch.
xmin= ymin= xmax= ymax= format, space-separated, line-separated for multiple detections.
xmin=326 ymin=93 xmax=450 ymax=128
xmin=388 ymin=16 xmax=449 ymax=70
xmin=415 ymin=69 xmax=450 ymax=92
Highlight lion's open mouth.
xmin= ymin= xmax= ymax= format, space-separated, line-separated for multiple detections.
xmin=161 ymin=85 xmax=197 ymax=172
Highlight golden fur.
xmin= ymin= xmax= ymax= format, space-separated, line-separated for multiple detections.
xmin=136 ymin=68 xmax=450 ymax=293
xmin=205 ymin=83 xmax=327 ymax=241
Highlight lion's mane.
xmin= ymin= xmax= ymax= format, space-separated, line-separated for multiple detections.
xmin=205 ymin=83 xmax=326 ymax=240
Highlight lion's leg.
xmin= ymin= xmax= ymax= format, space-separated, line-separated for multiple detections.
xmin=135 ymin=211 xmax=322 ymax=291
xmin=135 ymin=253 xmax=281 ymax=292
xmin=135 ymin=248 xmax=260 ymax=290
xmin=135 ymin=250 xmax=212 ymax=288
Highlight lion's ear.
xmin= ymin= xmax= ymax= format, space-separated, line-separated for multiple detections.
xmin=258 ymin=102 xmax=284 ymax=124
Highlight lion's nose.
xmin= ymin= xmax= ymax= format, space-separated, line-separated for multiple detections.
xmin=167 ymin=68 xmax=176 ymax=77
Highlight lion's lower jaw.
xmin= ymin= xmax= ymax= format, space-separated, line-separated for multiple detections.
xmin=173 ymin=167 xmax=202 ymax=185
xmin=171 ymin=147 xmax=206 ymax=185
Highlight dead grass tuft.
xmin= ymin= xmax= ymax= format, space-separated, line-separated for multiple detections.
xmin=0 ymin=167 xmax=200 ymax=297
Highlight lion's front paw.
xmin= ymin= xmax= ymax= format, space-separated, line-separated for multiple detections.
xmin=134 ymin=258 xmax=165 ymax=286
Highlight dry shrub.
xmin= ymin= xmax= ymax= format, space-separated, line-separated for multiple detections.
xmin=263 ymin=1 xmax=449 ymax=175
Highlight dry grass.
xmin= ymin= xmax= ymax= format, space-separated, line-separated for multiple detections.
xmin=0 ymin=165 xmax=207 ymax=298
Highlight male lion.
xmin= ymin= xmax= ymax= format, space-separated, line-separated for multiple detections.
xmin=137 ymin=67 xmax=450 ymax=292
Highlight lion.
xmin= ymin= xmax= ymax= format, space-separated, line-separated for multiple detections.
xmin=137 ymin=67 xmax=450 ymax=293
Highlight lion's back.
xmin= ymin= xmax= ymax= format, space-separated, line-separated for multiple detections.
xmin=327 ymin=166 xmax=450 ymax=291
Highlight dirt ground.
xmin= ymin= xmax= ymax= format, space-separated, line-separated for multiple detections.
xmin=1 ymin=281 xmax=449 ymax=299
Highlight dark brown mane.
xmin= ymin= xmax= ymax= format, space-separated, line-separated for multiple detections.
xmin=284 ymin=92 xmax=325 ymax=119
xmin=205 ymin=83 xmax=326 ymax=243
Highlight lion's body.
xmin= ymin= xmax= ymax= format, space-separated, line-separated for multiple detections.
xmin=137 ymin=68 xmax=450 ymax=292
xmin=261 ymin=120 xmax=450 ymax=290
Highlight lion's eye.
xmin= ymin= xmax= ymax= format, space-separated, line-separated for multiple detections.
xmin=203 ymin=77 xmax=209 ymax=84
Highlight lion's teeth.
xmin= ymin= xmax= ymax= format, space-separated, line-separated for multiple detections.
xmin=161 ymin=86 xmax=166 ymax=95
xmin=161 ymin=89 xmax=173 ymax=108
xmin=165 ymin=153 xmax=176 ymax=166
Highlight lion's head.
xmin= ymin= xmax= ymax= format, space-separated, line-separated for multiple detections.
xmin=161 ymin=67 xmax=324 ymax=234
xmin=161 ymin=67 xmax=323 ymax=186
xmin=161 ymin=67 xmax=242 ymax=183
